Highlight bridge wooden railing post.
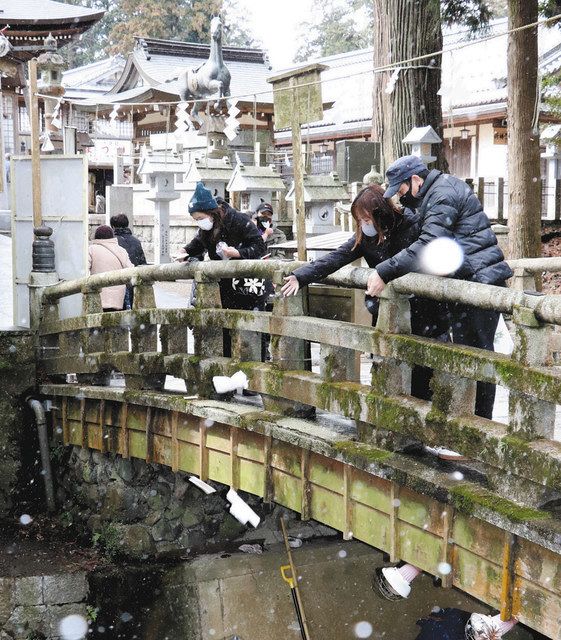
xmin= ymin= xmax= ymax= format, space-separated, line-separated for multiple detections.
xmin=262 ymin=270 xmax=314 ymax=417
xmin=509 ymin=304 xmax=555 ymax=439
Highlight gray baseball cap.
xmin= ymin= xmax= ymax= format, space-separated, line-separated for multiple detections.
xmin=383 ymin=155 xmax=428 ymax=199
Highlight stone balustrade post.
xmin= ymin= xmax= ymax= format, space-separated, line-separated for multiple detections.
xmin=510 ymin=267 xmax=537 ymax=293
xmin=126 ymin=275 xmax=164 ymax=390
xmin=508 ymin=304 xmax=555 ymax=439
xmin=373 ymin=284 xmax=412 ymax=395
xmin=262 ymin=270 xmax=314 ymax=417
xmin=192 ymin=270 xmax=224 ymax=397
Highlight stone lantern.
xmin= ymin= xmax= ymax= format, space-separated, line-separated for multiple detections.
xmin=286 ymin=172 xmax=348 ymax=235
xmin=402 ymin=125 xmax=442 ymax=164
xmin=184 ymin=156 xmax=233 ymax=202
xmin=137 ymin=151 xmax=183 ymax=264
xmin=226 ymin=162 xmax=285 ymax=213
xmin=37 ymin=36 xmax=66 ymax=133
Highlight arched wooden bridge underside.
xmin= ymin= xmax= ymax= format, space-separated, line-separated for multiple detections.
xmin=42 ymin=383 xmax=561 ymax=639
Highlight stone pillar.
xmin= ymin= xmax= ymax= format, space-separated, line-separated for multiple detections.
xmin=29 ymin=226 xmax=58 ymax=331
xmin=147 ymin=188 xmax=179 ymax=264
xmin=508 ymin=304 xmax=555 ymax=439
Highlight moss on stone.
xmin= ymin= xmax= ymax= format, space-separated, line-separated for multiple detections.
xmin=450 ymin=484 xmax=551 ymax=523
xmin=332 ymin=440 xmax=393 ymax=464
xmin=317 ymin=382 xmax=362 ymax=421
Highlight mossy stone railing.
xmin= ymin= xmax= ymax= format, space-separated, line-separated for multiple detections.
xmin=38 ymin=259 xmax=561 ymax=502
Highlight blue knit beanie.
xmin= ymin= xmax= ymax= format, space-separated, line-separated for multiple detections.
xmin=189 ymin=181 xmax=218 ymax=214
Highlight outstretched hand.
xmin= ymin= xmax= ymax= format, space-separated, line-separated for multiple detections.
xmin=281 ymin=275 xmax=300 ymax=296
xmin=366 ymin=270 xmax=386 ymax=297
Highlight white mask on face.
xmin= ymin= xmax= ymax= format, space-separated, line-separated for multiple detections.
xmin=261 ymin=220 xmax=271 ymax=229
xmin=361 ymin=222 xmax=377 ymax=238
xmin=196 ymin=217 xmax=213 ymax=231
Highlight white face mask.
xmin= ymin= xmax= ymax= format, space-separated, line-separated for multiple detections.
xmin=261 ymin=220 xmax=271 ymax=229
xmin=196 ymin=217 xmax=213 ymax=231
xmin=361 ymin=222 xmax=377 ymax=238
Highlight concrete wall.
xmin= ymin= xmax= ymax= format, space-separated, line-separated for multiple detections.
xmin=0 ymin=572 xmax=88 ymax=639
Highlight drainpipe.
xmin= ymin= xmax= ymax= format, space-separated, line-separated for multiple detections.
xmin=27 ymin=398 xmax=56 ymax=512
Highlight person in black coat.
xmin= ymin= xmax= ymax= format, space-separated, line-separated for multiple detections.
xmin=183 ymin=183 xmax=266 ymax=357
xmin=282 ymin=184 xmax=449 ymax=401
xmin=110 ymin=214 xmax=147 ymax=267
xmin=110 ymin=213 xmax=147 ymax=309
xmin=415 ymin=608 xmax=517 ymax=640
xmin=367 ymin=156 xmax=513 ymax=419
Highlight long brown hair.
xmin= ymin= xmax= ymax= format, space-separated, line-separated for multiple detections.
xmin=351 ymin=184 xmax=401 ymax=249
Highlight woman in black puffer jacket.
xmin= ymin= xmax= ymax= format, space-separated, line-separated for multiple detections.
xmin=183 ymin=183 xmax=266 ymax=357
xmin=282 ymin=184 xmax=449 ymax=401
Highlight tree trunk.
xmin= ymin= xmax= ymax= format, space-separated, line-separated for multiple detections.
xmin=372 ymin=0 xmax=448 ymax=172
xmin=507 ymin=0 xmax=542 ymax=261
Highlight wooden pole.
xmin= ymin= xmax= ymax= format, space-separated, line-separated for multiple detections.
xmin=28 ymin=58 xmax=42 ymax=229
xmin=290 ymin=78 xmax=307 ymax=262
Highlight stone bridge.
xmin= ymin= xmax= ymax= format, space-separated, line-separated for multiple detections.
xmin=35 ymin=258 xmax=561 ymax=639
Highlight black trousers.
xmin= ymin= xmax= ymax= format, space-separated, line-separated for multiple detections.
xmin=450 ymin=303 xmax=500 ymax=419
xmin=220 ymin=288 xmax=266 ymax=359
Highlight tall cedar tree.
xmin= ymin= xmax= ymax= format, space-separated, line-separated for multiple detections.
xmin=372 ymin=0 xmax=493 ymax=172
xmin=507 ymin=0 xmax=541 ymax=261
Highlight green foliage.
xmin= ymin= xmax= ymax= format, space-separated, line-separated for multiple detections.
xmin=92 ymin=523 xmax=122 ymax=559
xmin=441 ymin=0 xmax=494 ymax=32
xmin=294 ymin=0 xmax=373 ymax=62
xmin=86 ymin=605 xmax=100 ymax=622
xmin=62 ymin=0 xmax=257 ymax=65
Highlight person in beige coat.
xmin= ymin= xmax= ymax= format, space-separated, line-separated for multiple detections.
xmin=88 ymin=225 xmax=133 ymax=311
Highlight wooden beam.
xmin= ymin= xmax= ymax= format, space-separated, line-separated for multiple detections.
xmin=300 ymin=448 xmax=311 ymax=521
xmin=500 ymin=531 xmax=517 ymax=621
xmin=343 ymin=464 xmax=353 ymax=541
xmin=61 ymin=396 xmax=69 ymax=444
xmin=230 ymin=426 xmax=239 ymax=490
xmin=145 ymin=406 xmax=153 ymax=463
xmin=79 ymin=396 xmax=87 ymax=448
xmin=171 ymin=410 xmax=179 ymax=473
xmin=440 ymin=506 xmax=455 ymax=589
xmin=263 ymin=434 xmax=273 ymax=503
xmin=199 ymin=420 xmax=208 ymax=482
xmin=119 ymin=402 xmax=129 ymax=459
xmin=389 ymin=484 xmax=400 ymax=563
xmin=290 ymin=77 xmax=306 ymax=262
xmin=28 ymin=58 xmax=42 ymax=229
xmin=99 ymin=400 xmax=107 ymax=453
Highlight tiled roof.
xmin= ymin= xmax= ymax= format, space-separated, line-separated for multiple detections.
xmin=0 ymin=0 xmax=104 ymax=24
xmin=133 ymin=49 xmax=273 ymax=101
xmin=286 ymin=174 xmax=349 ymax=202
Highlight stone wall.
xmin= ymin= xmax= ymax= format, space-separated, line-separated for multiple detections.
xmin=57 ymin=447 xmax=259 ymax=558
xmin=56 ymin=447 xmax=336 ymax=561
xmin=0 ymin=572 xmax=88 ymax=639
xmin=0 ymin=330 xmax=36 ymax=515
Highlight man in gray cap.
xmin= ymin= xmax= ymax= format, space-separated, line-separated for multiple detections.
xmin=365 ymin=155 xmax=512 ymax=419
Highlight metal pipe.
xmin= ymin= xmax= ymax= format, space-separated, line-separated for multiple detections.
xmin=27 ymin=398 xmax=56 ymax=512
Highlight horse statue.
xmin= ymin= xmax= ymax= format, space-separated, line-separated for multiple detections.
xmin=178 ymin=17 xmax=232 ymax=101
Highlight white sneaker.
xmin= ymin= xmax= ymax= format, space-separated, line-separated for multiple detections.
xmin=425 ymin=446 xmax=468 ymax=461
